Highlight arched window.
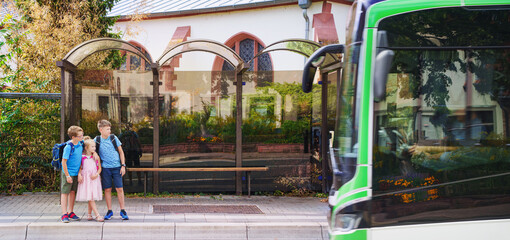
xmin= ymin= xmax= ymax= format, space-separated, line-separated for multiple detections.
xmin=120 ymin=40 xmax=153 ymax=71
xmin=213 ymin=32 xmax=273 ymax=85
xmin=221 ymin=38 xmax=273 ymax=73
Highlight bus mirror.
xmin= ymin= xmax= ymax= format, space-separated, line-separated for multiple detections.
xmin=376 ymin=30 xmax=389 ymax=54
xmin=302 ymin=44 xmax=344 ymax=93
xmin=373 ymin=49 xmax=394 ymax=102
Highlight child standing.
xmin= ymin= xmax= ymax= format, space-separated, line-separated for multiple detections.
xmin=95 ymin=119 xmax=129 ymax=220
xmin=76 ymin=137 xmax=104 ymax=222
xmin=60 ymin=126 xmax=84 ymax=223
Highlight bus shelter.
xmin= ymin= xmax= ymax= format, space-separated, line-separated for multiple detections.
xmin=58 ymin=38 xmax=340 ymax=194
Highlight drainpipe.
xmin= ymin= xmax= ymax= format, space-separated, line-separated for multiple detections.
xmin=302 ymin=8 xmax=310 ymax=40
xmin=299 ymin=0 xmax=312 ymax=63
xmin=298 ymin=0 xmax=312 ymax=40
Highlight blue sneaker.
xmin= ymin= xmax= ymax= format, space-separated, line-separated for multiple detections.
xmin=68 ymin=212 xmax=80 ymax=221
xmin=61 ymin=214 xmax=69 ymax=223
xmin=120 ymin=210 xmax=129 ymax=220
xmin=104 ymin=210 xmax=113 ymax=220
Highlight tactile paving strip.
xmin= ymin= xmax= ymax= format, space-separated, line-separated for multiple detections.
xmin=153 ymin=204 xmax=263 ymax=214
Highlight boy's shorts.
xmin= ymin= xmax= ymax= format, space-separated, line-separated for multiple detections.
xmin=60 ymin=173 xmax=78 ymax=194
xmin=101 ymin=167 xmax=123 ymax=189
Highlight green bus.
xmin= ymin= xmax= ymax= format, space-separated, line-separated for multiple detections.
xmin=302 ymin=1 xmax=510 ymax=239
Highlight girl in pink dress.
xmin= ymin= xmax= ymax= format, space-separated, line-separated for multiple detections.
xmin=76 ymin=137 xmax=104 ymax=222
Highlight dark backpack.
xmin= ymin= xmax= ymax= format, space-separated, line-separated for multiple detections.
xmin=94 ymin=134 xmax=119 ymax=158
xmin=51 ymin=140 xmax=81 ymax=171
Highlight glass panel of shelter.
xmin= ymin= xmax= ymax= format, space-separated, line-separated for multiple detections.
xmin=219 ymin=38 xmax=337 ymax=193
xmin=240 ymin=54 xmax=313 ymax=193
xmin=157 ymin=51 xmax=238 ymax=193
xmin=72 ymin=50 xmax=154 ymax=192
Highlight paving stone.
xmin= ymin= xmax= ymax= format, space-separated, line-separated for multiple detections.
xmin=27 ymin=222 xmax=103 ymax=240
xmin=103 ymin=222 xmax=175 ymax=240
xmin=175 ymin=222 xmax=246 ymax=239
xmin=247 ymin=222 xmax=323 ymax=240
xmin=165 ymin=213 xmax=186 ymax=222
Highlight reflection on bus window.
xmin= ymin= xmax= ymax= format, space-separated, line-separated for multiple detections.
xmin=372 ymin=8 xmax=510 ymax=226
xmin=374 ymin=48 xmax=510 ymax=187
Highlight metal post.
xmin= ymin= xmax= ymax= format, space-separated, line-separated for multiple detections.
xmin=235 ymin=71 xmax=243 ymax=195
xmin=144 ymin=171 xmax=147 ymax=197
xmin=56 ymin=60 xmax=77 ymax=142
xmin=59 ymin=67 xmax=66 ymax=143
xmin=70 ymin=71 xmax=76 ymax=126
xmin=247 ymin=171 xmax=251 ymax=197
xmin=321 ymin=72 xmax=329 ymax=193
xmin=151 ymin=63 xmax=160 ymax=194
xmin=116 ymin=77 xmax=122 ymax=126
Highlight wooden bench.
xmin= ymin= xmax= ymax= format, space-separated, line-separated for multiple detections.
xmin=127 ymin=167 xmax=268 ymax=197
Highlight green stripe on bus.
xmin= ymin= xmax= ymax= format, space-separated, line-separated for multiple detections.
xmin=333 ymin=190 xmax=369 ymax=213
xmin=465 ymin=0 xmax=510 ymax=5
xmin=366 ymin=0 xmax=461 ymax=28
xmin=358 ymin=28 xmax=374 ymax=166
xmin=331 ymin=166 xmax=369 ymax=204
xmin=330 ymin=229 xmax=367 ymax=240
xmin=367 ymin=0 xmax=510 ymax=28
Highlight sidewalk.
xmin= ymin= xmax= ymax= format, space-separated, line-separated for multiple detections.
xmin=0 ymin=193 xmax=330 ymax=240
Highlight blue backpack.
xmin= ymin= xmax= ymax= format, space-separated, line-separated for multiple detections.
xmin=94 ymin=134 xmax=119 ymax=156
xmin=51 ymin=141 xmax=79 ymax=171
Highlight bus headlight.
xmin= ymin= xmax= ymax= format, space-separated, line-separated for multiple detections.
xmin=333 ymin=213 xmax=362 ymax=232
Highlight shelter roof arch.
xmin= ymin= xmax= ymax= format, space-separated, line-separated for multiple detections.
xmin=157 ymin=38 xmax=245 ymax=73
xmin=252 ymin=39 xmax=321 ymax=59
xmin=63 ymin=38 xmax=152 ymax=68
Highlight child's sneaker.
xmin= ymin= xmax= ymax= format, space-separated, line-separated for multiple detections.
xmin=104 ymin=210 xmax=113 ymax=220
xmin=68 ymin=212 xmax=80 ymax=221
xmin=120 ymin=209 xmax=129 ymax=220
xmin=61 ymin=214 xmax=69 ymax=223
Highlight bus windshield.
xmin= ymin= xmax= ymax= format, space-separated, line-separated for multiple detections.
xmin=330 ymin=1 xmax=363 ymax=190
xmin=331 ymin=42 xmax=361 ymax=189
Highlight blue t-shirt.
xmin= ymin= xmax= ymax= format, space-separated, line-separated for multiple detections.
xmin=96 ymin=135 xmax=122 ymax=168
xmin=62 ymin=141 xmax=83 ymax=176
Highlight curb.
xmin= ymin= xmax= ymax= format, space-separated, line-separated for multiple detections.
xmin=0 ymin=222 xmax=329 ymax=240
xmin=0 ymin=222 xmax=28 ymax=240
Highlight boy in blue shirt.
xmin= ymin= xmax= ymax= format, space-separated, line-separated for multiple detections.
xmin=60 ymin=126 xmax=84 ymax=223
xmin=95 ymin=119 xmax=129 ymax=220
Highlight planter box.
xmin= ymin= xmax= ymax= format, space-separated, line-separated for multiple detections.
xmin=143 ymin=143 xmax=235 ymax=154
xmin=257 ymin=144 xmax=303 ymax=153
xmin=142 ymin=143 xmax=303 ymax=154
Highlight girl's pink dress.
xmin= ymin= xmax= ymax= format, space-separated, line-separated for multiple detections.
xmin=76 ymin=155 xmax=103 ymax=201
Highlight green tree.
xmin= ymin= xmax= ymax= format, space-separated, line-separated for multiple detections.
xmin=0 ymin=0 xmax=121 ymax=193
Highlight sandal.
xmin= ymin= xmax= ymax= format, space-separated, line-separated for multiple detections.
xmin=95 ymin=215 xmax=104 ymax=222
xmin=87 ymin=214 xmax=93 ymax=221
